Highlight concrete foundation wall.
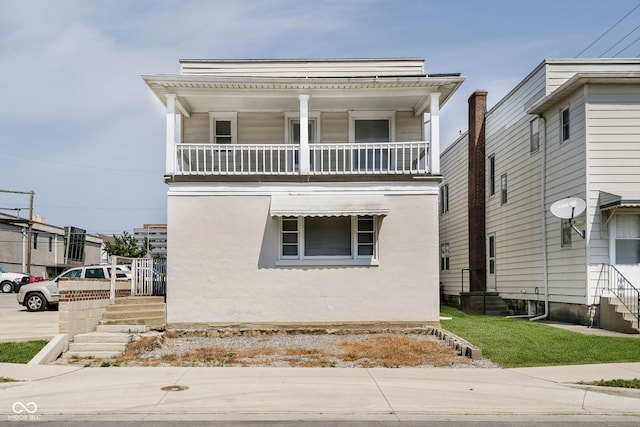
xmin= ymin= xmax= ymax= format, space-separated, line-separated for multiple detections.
xmin=58 ymin=279 xmax=131 ymax=340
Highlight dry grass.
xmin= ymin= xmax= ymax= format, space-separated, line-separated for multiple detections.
xmin=112 ymin=333 xmax=473 ymax=368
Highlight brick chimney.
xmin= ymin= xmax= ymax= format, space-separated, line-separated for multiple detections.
xmin=468 ymin=90 xmax=488 ymax=292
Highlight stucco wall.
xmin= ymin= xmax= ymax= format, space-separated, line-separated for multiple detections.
xmin=167 ymin=188 xmax=439 ymax=324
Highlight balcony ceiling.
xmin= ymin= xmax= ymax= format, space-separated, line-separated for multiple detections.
xmin=142 ymin=75 xmax=464 ymax=116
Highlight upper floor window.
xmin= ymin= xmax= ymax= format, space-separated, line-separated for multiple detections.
xmin=440 ymin=184 xmax=449 ymax=214
xmin=209 ymin=112 xmax=237 ymax=144
xmin=488 ymin=155 xmax=496 ymax=197
xmin=500 ymin=174 xmax=507 ymax=205
xmin=530 ymin=118 xmax=540 ymax=153
xmin=560 ymin=107 xmax=570 ymax=142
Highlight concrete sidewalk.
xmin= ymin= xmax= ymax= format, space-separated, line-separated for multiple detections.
xmin=1 ymin=363 xmax=639 ymax=422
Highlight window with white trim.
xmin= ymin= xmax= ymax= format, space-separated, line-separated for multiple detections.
xmin=440 ymin=243 xmax=450 ymax=271
xmin=488 ymin=234 xmax=496 ymax=275
xmin=500 ymin=173 xmax=507 ymax=205
xmin=560 ymin=107 xmax=570 ymax=143
xmin=615 ymin=214 xmax=640 ymax=264
xmin=209 ymin=112 xmax=237 ymax=144
xmin=530 ymin=118 xmax=540 ymax=153
xmin=278 ymin=215 xmax=379 ymax=265
xmin=440 ymin=184 xmax=449 ymax=214
xmin=488 ymin=155 xmax=496 ymax=197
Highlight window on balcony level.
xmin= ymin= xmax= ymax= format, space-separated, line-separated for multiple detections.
xmin=209 ymin=112 xmax=237 ymax=144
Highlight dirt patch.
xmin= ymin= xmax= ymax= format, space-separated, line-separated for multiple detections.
xmin=102 ymin=332 xmax=495 ymax=368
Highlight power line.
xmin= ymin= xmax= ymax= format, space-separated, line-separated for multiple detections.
xmin=599 ymin=22 xmax=640 ymax=57
xmin=576 ymin=3 xmax=640 ymax=57
xmin=613 ymin=34 xmax=640 ymax=57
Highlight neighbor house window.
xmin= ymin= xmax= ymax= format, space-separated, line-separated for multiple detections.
xmin=500 ymin=174 xmax=507 ymax=205
xmin=209 ymin=112 xmax=237 ymax=144
xmin=488 ymin=155 xmax=496 ymax=196
xmin=440 ymin=184 xmax=449 ymax=213
xmin=561 ymin=219 xmax=572 ymax=247
xmin=440 ymin=243 xmax=450 ymax=271
xmin=561 ymin=107 xmax=570 ymax=142
xmin=615 ymin=214 xmax=640 ymax=264
xmin=488 ymin=235 xmax=496 ymax=274
xmin=279 ymin=215 xmax=378 ymax=265
xmin=530 ymin=118 xmax=540 ymax=153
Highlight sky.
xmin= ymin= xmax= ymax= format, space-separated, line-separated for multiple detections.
xmin=0 ymin=0 xmax=638 ymax=235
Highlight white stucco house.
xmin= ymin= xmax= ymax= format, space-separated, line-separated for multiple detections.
xmin=143 ymin=58 xmax=464 ymax=326
xmin=439 ymin=59 xmax=640 ymax=331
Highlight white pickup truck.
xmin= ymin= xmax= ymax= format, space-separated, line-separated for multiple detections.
xmin=0 ymin=266 xmax=29 ymax=294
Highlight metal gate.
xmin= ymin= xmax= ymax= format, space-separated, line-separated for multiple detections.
xmin=131 ymin=258 xmax=166 ymax=297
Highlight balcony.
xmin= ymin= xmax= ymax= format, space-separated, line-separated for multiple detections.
xmin=174 ymin=142 xmax=430 ymax=176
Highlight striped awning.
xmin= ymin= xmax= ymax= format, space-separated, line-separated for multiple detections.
xmin=270 ymin=195 xmax=389 ymax=217
xmin=599 ymin=191 xmax=640 ymax=211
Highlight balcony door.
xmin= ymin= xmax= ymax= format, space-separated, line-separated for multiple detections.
xmin=350 ymin=114 xmax=393 ymax=171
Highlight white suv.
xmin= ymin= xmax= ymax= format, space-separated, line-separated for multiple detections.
xmin=0 ymin=266 xmax=29 ymax=294
xmin=17 ymin=265 xmax=129 ymax=312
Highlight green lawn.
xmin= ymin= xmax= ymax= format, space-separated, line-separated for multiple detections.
xmin=440 ymin=306 xmax=640 ymax=368
xmin=0 ymin=340 xmax=48 ymax=364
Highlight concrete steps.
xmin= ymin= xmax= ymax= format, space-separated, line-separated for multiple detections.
xmin=99 ymin=296 xmax=166 ymax=330
xmin=600 ymin=296 xmax=640 ymax=334
xmin=460 ymin=292 xmax=514 ymax=316
xmin=64 ymin=325 xmax=151 ymax=359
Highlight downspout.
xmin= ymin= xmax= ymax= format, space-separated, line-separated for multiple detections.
xmin=531 ymin=115 xmax=549 ymax=322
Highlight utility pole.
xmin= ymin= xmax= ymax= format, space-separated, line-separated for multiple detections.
xmin=0 ymin=189 xmax=35 ymax=273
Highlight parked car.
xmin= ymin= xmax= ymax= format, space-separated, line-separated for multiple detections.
xmin=17 ymin=264 xmax=130 ymax=312
xmin=0 ymin=266 xmax=30 ymax=294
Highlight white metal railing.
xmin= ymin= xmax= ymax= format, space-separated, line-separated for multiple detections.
xmin=599 ymin=264 xmax=640 ymax=329
xmin=174 ymin=142 xmax=429 ymax=175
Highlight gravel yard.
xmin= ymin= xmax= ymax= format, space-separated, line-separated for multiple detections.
xmin=110 ymin=331 xmax=497 ymax=368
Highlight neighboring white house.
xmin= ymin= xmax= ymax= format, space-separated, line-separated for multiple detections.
xmin=439 ymin=58 xmax=640 ymax=328
xmin=143 ymin=58 xmax=463 ymax=326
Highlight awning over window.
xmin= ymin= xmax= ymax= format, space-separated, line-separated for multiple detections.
xmin=599 ymin=191 xmax=640 ymax=211
xmin=270 ymin=195 xmax=390 ymax=217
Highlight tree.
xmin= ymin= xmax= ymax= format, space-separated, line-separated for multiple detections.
xmin=103 ymin=231 xmax=150 ymax=258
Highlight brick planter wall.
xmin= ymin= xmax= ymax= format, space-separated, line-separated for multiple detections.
xmin=58 ymin=279 xmax=131 ymax=340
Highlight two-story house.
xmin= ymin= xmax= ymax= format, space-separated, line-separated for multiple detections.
xmin=143 ymin=58 xmax=463 ymax=326
xmin=439 ymin=58 xmax=640 ymax=331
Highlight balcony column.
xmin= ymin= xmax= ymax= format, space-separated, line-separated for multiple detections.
xmin=298 ymin=94 xmax=310 ymax=174
xmin=429 ymin=92 xmax=441 ymax=175
xmin=165 ymin=94 xmax=178 ymax=175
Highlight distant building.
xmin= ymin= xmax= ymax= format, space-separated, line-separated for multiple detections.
xmin=0 ymin=213 xmax=103 ymax=278
xmin=133 ymin=224 xmax=167 ymax=258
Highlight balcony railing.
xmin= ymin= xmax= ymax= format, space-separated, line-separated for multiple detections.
xmin=174 ymin=142 xmax=429 ymax=176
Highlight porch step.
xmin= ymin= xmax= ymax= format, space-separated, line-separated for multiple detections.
xmin=96 ymin=324 xmax=150 ymax=334
xmin=600 ymin=296 xmax=639 ymax=334
xmin=98 ymin=296 xmax=166 ymax=330
xmin=64 ymin=331 xmax=134 ymax=359
xmin=460 ymin=292 xmax=514 ymax=316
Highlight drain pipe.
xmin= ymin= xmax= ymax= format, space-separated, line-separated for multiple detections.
xmin=531 ymin=116 xmax=549 ymax=322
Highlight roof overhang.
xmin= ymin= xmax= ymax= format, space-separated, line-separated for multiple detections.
xmin=142 ymin=74 xmax=464 ymax=116
xmin=599 ymin=191 xmax=640 ymax=211
xmin=528 ymin=72 xmax=640 ymax=115
xmin=270 ymin=195 xmax=389 ymax=217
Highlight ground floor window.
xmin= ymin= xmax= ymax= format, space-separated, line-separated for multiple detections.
xmin=616 ymin=214 xmax=640 ymax=264
xmin=279 ymin=215 xmax=378 ymax=265
xmin=440 ymin=243 xmax=450 ymax=271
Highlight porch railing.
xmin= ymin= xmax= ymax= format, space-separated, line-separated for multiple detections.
xmin=175 ymin=142 xmax=429 ymax=176
xmin=600 ymin=264 xmax=640 ymax=328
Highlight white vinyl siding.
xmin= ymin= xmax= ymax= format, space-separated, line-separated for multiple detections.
xmin=182 ymin=113 xmax=209 ymax=144
xmin=237 ymin=112 xmax=284 ymax=144
xmin=320 ymin=112 xmax=348 ymax=143
xmin=395 ymin=111 xmax=423 ymax=142
xmin=439 ymin=134 xmax=469 ymax=295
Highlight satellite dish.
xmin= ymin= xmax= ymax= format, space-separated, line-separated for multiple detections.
xmin=550 ymin=197 xmax=586 ymax=219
